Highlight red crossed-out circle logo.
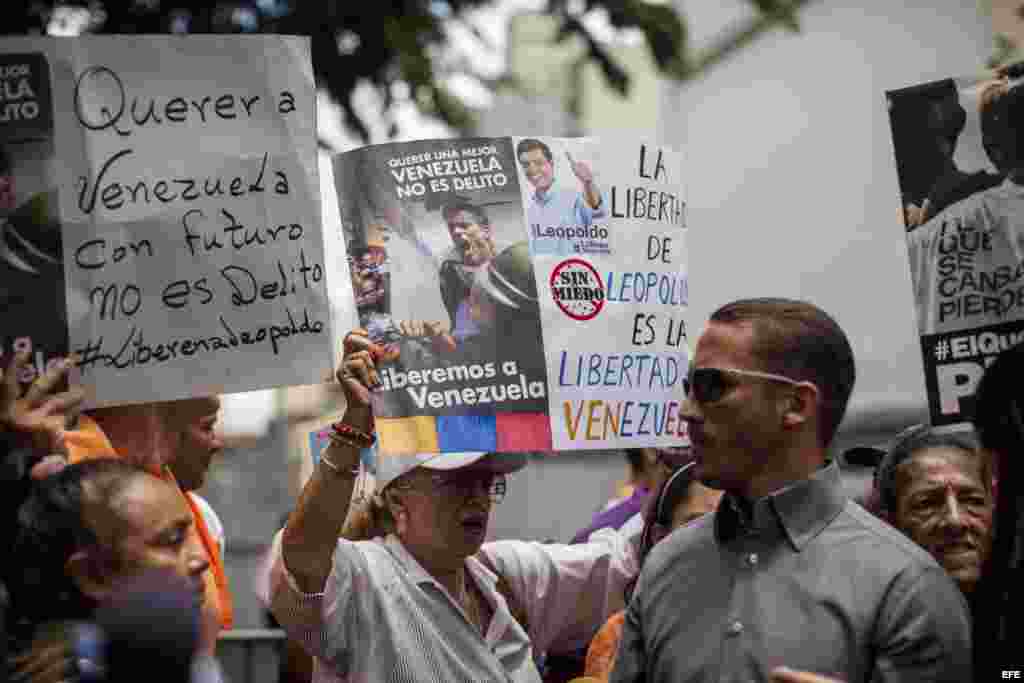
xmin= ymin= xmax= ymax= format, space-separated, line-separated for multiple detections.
xmin=550 ymin=258 xmax=605 ymax=321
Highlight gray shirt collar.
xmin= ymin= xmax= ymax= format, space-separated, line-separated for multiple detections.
xmin=715 ymin=461 xmax=846 ymax=551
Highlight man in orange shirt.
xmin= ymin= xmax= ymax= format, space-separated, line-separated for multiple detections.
xmin=64 ymin=396 xmax=233 ymax=636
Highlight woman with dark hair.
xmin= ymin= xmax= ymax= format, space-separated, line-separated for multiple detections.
xmin=7 ymin=459 xmax=214 ymax=683
xmin=581 ymin=456 xmax=721 ymax=680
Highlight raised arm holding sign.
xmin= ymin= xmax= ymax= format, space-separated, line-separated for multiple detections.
xmin=268 ymin=328 xmax=641 ymax=683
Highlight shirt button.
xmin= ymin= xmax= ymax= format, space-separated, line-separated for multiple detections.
xmin=728 ymin=621 xmax=744 ymax=636
xmin=746 ymin=553 xmax=759 ymax=567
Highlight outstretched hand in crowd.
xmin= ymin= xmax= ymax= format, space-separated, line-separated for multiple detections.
xmin=1 ymin=351 xmax=84 ymax=479
xmin=10 ymin=622 xmax=74 ymax=683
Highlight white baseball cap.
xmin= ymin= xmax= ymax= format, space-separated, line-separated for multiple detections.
xmin=373 ymin=450 xmax=528 ymax=492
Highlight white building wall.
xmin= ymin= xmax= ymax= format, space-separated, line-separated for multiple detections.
xmin=664 ymin=1 xmax=992 ymax=425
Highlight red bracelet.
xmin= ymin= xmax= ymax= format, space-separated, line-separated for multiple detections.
xmin=331 ymin=421 xmax=376 ymax=449
xmin=328 ymin=431 xmax=369 ymax=450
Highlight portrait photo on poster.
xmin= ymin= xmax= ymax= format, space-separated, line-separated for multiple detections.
xmin=333 ymin=137 xmax=548 ymax=428
xmin=514 ymin=137 xmax=689 ymax=452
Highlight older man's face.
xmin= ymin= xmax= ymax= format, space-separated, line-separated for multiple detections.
xmin=165 ymin=396 xmax=224 ymax=493
xmin=392 ymin=464 xmax=499 ymax=570
xmin=894 ymin=448 xmax=993 ymax=594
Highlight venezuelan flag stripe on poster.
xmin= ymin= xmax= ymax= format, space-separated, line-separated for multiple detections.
xmin=375 ymin=414 xmax=551 ymax=455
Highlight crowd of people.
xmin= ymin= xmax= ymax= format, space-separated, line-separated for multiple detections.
xmin=1 ymin=295 xmax=1022 ymax=683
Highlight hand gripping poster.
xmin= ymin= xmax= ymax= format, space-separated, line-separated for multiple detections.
xmin=0 ymin=36 xmax=333 ymax=406
xmin=887 ymin=63 xmax=1024 ymax=425
xmin=334 ymin=137 xmax=687 ymax=454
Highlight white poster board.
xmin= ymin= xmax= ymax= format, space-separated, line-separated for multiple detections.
xmin=0 ymin=36 xmax=333 ymax=406
xmin=333 ymin=136 xmax=687 ymax=454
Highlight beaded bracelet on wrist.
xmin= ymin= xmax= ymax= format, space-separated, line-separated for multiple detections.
xmin=319 ymin=450 xmax=360 ymax=477
xmin=330 ymin=421 xmax=376 ymax=449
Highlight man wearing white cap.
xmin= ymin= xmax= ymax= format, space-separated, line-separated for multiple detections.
xmin=263 ymin=330 xmax=641 ymax=683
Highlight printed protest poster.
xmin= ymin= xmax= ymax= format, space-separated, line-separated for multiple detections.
xmin=523 ymin=138 xmax=688 ymax=451
xmin=0 ymin=50 xmax=67 ymax=383
xmin=334 ymin=136 xmax=687 ymax=454
xmin=0 ymin=36 xmax=333 ymax=406
xmin=887 ymin=63 xmax=1024 ymax=425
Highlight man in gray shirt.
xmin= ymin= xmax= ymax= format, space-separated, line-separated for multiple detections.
xmin=610 ymin=298 xmax=972 ymax=683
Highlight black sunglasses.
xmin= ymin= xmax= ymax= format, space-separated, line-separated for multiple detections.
xmin=685 ymin=367 xmax=801 ymax=404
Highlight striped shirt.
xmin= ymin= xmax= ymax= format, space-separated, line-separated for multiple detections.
xmin=264 ymin=529 xmax=638 ymax=683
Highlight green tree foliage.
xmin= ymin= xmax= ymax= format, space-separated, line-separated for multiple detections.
xmin=2 ymin=1 xmax=797 ymax=141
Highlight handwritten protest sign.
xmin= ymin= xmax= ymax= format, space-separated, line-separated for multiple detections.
xmin=334 ymin=136 xmax=687 ymax=454
xmin=0 ymin=36 xmax=333 ymax=406
xmin=887 ymin=64 xmax=1024 ymax=424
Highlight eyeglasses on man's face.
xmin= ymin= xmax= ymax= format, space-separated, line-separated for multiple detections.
xmin=684 ymin=366 xmax=802 ymax=404
xmin=413 ymin=471 xmax=508 ymax=503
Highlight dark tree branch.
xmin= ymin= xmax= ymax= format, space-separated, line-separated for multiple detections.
xmin=2 ymin=1 xmax=807 ymax=140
